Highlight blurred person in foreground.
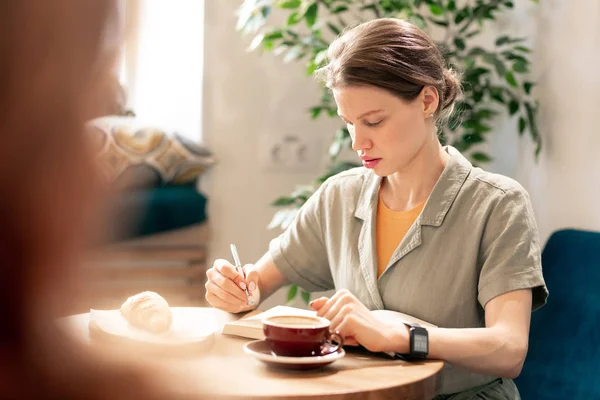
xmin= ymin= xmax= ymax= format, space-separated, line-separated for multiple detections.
xmin=0 ymin=1 xmax=183 ymax=398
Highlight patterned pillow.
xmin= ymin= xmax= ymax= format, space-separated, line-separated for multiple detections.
xmin=89 ymin=116 xmax=215 ymax=189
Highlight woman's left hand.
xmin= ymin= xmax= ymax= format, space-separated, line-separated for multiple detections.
xmin=309 ymin=289 xmax=408 ymax=353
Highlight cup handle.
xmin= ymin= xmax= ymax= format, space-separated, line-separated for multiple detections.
xmin=321 ymin=330 xmax=343 ymax=355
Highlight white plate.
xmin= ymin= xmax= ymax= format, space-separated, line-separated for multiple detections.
xmin=88 ymin=307 xmax=217 ymax=354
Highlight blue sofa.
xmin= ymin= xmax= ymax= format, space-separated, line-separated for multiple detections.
xmin=515 ymin=229 xmax=600 ymax=399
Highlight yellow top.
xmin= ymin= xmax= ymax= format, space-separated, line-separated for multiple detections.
xmin=376 ymin=196 xmax=426 ymax=278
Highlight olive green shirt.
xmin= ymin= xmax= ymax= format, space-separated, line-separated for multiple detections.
xmin=269 ymin=146 xmax=548 ymax=395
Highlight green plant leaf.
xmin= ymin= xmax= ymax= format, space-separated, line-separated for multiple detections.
xmin=465 ymin=67 xmax=490 ymax=81
xmin=513 ymin=60 xmax=528 ymax=73
xmin=271 ymin=196 xmax=296 ymax=206
xmin=287 ymin=284 xmax=298 ymax=303
xmin=304 ymin=2 xmax=318 ymax=28
xmin=329 ymin=140 xmax=342 ymax=158
xmin=495 ymin=35 xmax=511 ymax=46
xmin=463 ymin=120 xmax=492 ymax=133
xmin=448 ymin=0 xmax=457 ymax=11
xmin=508 ymin=100 xmax=519 ymax=116
xmin=483 ymin=53 xmax=506 ymax=76
xmin=327 ymin=22 xmax=341 ymax=35
xmin=454 ymin=38 xmax=466 ymax=51
xmin=519 ymin=116 xmax=526 ymax=135
xmin=278 ymin=0 xmax=302 ymax=8
xmin=284 ymin=45 xmax=303 ymax=62
xmin=332 ymin=5 xmax=348 ymax=13
xmin=268 ymin=208 xmax=299 ymax=230
xmin=524 ymin=81 xmax=534 ymax=94
xmin=454 ymin=8 xmax=469 ymax=24
xmin=505 ymin=71 xmax=518 ymax=87
xmin=471 ymin=152 xmax=493 ymax=162
xmin=525 ymin=102 xmax=538 ymax=139
xmin=264 ymin=30 xmax=284 ymax=40
xmin=306 ymin=59 xmax=318 ymax=75
xmin=490 ymin=88 xmax=505 ymax=104
xmin=409 ymin=14 xmax=427 ymax=29
xmin=429 ymin=4 xmax=444 ymax=15
xmin=287 ymin=12 xmax=302 ymax=26
xmin=316 ymin=161 xmax=361 ymax=183
xmin=468 ymin=47 xmax=486 ymax=56
xmin=513 ymin=45 xmax=531 ymax=53
xmin=476 ymin=108 xmax=498 ymax=119
xmin=430 ymin=18 xmax=449 ymax=27
xmin=301 ymin=290 xmax=311 ymax=304
xmin=310 ymin=106 xmax=322 ymax=119
xmin=291 ymin=184 xmax=315 ymax=200
xmin=504 ymin=1 xmax=514 ymax=7
xmin=262 ymin=5 xmax=272 ymax=18
xmin=466 ymin=29 xmax=481 ymax=38
xmin=315 ymin=49 xmax=328 ymax=64
xmin=248 ymin=33 xmax=266 ymax=51
xmin=462 ymin=133 xmax=484 ymax=144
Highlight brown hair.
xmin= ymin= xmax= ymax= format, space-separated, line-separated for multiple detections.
xmin=316 ymin=18 xmax=462 ymax=124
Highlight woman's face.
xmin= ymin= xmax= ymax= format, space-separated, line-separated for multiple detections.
xmin=332 ymin=85 xmax=438 ymax=176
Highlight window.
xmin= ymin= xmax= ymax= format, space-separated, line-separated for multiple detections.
xmin=121 ymin=0 xmax=205 ymax=142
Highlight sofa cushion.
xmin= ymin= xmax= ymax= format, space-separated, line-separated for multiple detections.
xmin=89 ymin=116 xmax=215 ymax=189
xmin=515 ymin=229 xmax=600 ymax=399
xmin=108 ymin=184 xmax=208 ymax=241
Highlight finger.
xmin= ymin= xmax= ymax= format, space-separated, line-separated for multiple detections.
xmin=316 ymin=289 xmax=351 ymax=318
xmin=329 ymin=303 xmax=355 ymax=332
xmin=335 ymin=314 xmax=360 ymax=343
xmin=205 ymin=291 xmax=244 ymax=313
xmin=322 ymin=294 xmax=354 ymax=322
xmin=309 ymin=297 xmax=328 ymax=311
xmin=207 ymin=260 xmax=246 ymax=300
xmin=205 ymin=278 xmax=247 ymax=305
xmin=214 ymin=259 xmax=245 ymax=283
xmin=207 ymin=268 xmax=248 ymax=302
xmin=242 ymin=264 xmax=259 ymax=294
xmin=344 ymin=337 xmax=359 ymax=346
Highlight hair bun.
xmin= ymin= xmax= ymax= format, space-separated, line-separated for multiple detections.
xmin=442 ymin=68 xmax=462 ymax=110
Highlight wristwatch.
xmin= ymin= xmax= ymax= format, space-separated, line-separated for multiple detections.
xmin=395 ymin=322 xmax=429 ymax=361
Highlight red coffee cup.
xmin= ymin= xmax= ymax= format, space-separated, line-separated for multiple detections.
xmin=262 ymin=315 xmax=343 ymax=357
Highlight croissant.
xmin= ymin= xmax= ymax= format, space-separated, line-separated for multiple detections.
xmin=120 ymin=291 xmax=173 ymax=334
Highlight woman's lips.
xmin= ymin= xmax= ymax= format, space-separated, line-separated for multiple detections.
xmin=362 ymin=158 xmax=381 ymax=168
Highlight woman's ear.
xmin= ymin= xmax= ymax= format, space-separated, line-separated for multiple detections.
xmin=421 ymin=86 xmax=439 ymax=117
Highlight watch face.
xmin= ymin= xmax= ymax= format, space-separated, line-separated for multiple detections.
xmin=414 ymin=333 xmax=428 ymax=353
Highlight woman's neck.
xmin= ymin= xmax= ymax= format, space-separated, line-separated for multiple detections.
xmin=380 ymin=138 xmax=450 ymax=212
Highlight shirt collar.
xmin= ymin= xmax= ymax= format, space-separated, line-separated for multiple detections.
xmin=354 ymin=146 xmax=472 ymax=227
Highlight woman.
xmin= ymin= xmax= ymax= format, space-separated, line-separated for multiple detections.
xmin=0 ymin=1 xmax=181 ymax=398
xmin=205 ymin=18 xmax=547 ymax=399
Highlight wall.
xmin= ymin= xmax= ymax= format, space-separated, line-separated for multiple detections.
xmin=483 ymin=0 xmax=600 ymax=243
xmin=513 ymin=0 xmax=600 ymax=242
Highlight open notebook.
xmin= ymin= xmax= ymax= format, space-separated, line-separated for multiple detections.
xmin=222 ymin=305 xmax=436 ymax=341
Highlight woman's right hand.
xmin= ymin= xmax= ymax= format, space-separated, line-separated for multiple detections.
xmin=204 ymin=259 xmax=260 ymax=313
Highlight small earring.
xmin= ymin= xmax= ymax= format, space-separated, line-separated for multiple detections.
xmin=429 ymin=113 xmax=434 ymax=118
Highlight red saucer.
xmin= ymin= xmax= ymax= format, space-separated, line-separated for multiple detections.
xmin=243 ymin=339 xmax=345 ymax=370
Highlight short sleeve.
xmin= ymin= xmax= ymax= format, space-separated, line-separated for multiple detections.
xmin=269 ymin=182 xmax=334 ymax=292
xmin=478 ymin=187 xmax=548 ymax=311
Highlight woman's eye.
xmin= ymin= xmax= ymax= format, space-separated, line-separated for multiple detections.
xmin=365 ymin=120 xmax=383 ymax=127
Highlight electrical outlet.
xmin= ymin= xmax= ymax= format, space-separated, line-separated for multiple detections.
xmin=259 ymin=134 xmax=317 ymax=172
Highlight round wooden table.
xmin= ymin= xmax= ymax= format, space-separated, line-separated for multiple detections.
xmin=61 ymin=307 xmax=444 ymax=400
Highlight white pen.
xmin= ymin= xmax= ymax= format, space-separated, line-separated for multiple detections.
xmin=230 ymin=244 xmax=255 ymax=306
